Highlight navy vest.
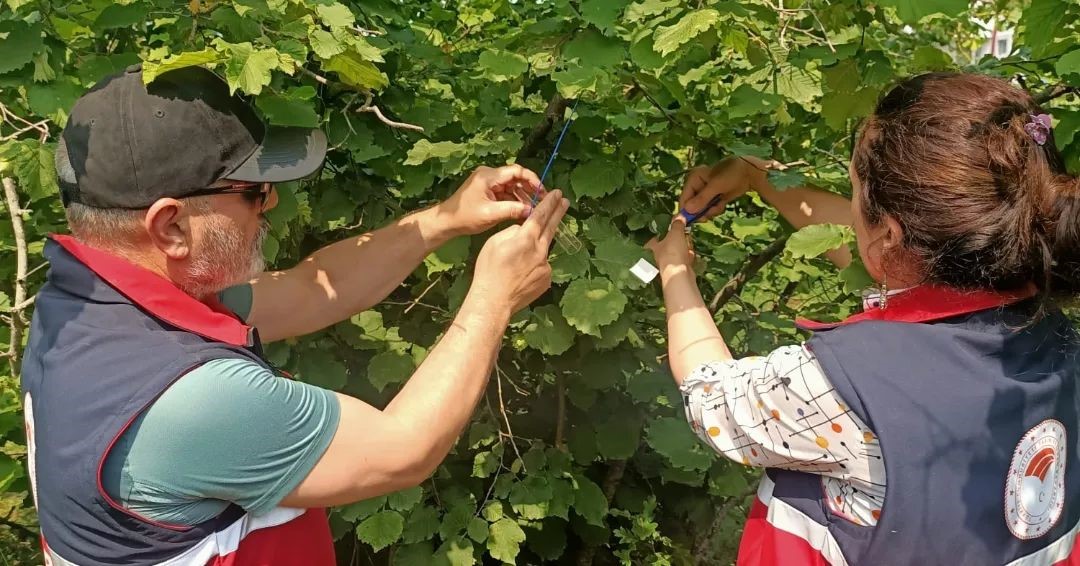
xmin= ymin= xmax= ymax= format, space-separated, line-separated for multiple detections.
xmin=20 ymin=239 xmax=271 ymax=564
xmin=767 ymin=301 xmax=1080 ymax=565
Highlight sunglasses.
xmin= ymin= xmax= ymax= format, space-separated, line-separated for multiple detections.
xmin=185 ymin=181 xmax=273 ymax=209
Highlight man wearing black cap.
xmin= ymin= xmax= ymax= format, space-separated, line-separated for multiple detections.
xmin=19 ymin=65 xmax=569 ymax=565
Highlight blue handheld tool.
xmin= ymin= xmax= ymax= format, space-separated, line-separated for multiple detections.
xmin=678 ymin=194 xmax=723 ymax=225
xmin=532 ymin=100 xmax=579 ymax=206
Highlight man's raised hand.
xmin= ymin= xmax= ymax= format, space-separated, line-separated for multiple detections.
xmin=471 ymin=190 xmax=569 ymax=315
xmin=435 ymin=165 xmax=544 ymax=237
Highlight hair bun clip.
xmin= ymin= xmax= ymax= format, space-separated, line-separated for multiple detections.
xmin=1024 ymin=113 xmax=1052 ymax=146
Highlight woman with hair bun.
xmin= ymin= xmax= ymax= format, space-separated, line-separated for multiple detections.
xmin=648 ymin=72 xmax=1080 ymax=565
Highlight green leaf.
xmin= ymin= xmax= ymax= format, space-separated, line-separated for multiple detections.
xmin=767 ymin=169 xmax=807 ymax=190
xmin=218 ymin=42 xmax=280 ymax=95
xmin=523 ymin=305 xmax=576 ymax=356
xmin=572 ymin=476 xmax=608 ymax=526
xmin=727 ymin=85 xmax=781 ymax=119
xmin=441 ymin=537 xmax=476 ymax=566
xmin=356 ymin=510 xmax=404 ymax=552
xmin=94 ymin=3 xmax=149 ymax=30
xmin=592 ymin=237 xmax=648 ymax=289
xmin=256 ymin=93 xmax=319 ymax=128
xmin=401 ymin=505 xmax=441 ymax=544
xmin=323 ymin=51 xmax=388 ymax=90
xmin=367 ymin=350 xmax=416 ymax=392
xmin=911 ymin=45 xmax=954 ymax=72
xmin=786 ymin=223 xmax=853 ymax=259
xmin=425 ymin=236 xmax=471 ymax=273
xmin=552 ymin=64 xmax=609 ymax=98
xmin=579 ymin=0 xmax=628 ymax=31
xmin=840 ymin=259 xmax=875 ymax=293
xmin=550 ymin=245 xmax=589 ymax=283
xmin=595 ymin=418 xmax=640 ymax=459
xmin=26 ymin=80 xmax=82 ymax=125
xmin=295 ymin=355 xmax=347 ymax=390
xmin=626 ymin=0 xmax=681 ymax=22
xmin=487 ymin=518 xmax=526 ymax=563
xmin=1 ymin=140 xmax=57 ymax=202
xmin=562 ymin=30 xmax=625 ymax=70
xmin=878 ymin=0 xmax=967 ymax=23
xmin=338 ymin=496 xmax=386 ymax=522
xmin=1021 ymin=0 xmax=1068 ymax=55
xmin=309 ymin=29 xmax=346 ymax=59
xmin=0 ymin=21 xmax=44 ymax=74
xmin=467 ymin=517 xmax=489 ymax=543
xmin=1056 ymin=50 xmax=1080 ymax=81
xmin=405 ymin=139 xmax=469 ymax=166
xmin=560 ymin=278 xmax=627 ymax=337
xmin=143 ymin=49 xmax=223 ymax=84
xmin=646 ymin=416 xmax=714 ymax=471
xmin=571 ymin=160 xmax=624 ymax=199
xmin=388 ymin=486 xmax=424 ymax=512
xmin=478 ymin=50 xmax=528 ymax=81
xmin=510 ymin=475 xmax=553 ymax=520
xmin=395 ymin=542 xmax=438 ymax=566
xmin=652 ymin=9 xmax=720 ymax=57
xmin=316 ymin=2 xmax=355 ymax=28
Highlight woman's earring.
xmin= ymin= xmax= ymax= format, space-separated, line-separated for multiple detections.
xmin=878 ymin=274 xmax=889 ymax=310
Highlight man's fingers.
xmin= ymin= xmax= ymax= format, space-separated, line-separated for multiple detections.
xmin=484 ymin=200 xmax=531 ymax=222
xmin=489 ymin=164 xmax=542 ymax=193
xmin=523 ymin=190 xmax=563 ymax=235
xmin=538 ymin=198 xmax=570 ymax=246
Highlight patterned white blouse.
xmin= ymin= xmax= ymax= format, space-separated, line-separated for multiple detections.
xmin=682 ymin=345 xmax=886 ymax=526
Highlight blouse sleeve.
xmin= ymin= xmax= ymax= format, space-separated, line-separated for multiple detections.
xmin=681 ymin=344 xmax=883 ymax=484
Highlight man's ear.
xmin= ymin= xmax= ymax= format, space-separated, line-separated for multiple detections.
xmin=144 ymin=198 xmax=191 ymax=260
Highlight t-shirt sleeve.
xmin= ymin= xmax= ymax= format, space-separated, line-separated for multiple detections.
xmin=117 ymin=358 xmax=340 ymax=516
xmin=217 ymin=283 xmax=254 ymax=321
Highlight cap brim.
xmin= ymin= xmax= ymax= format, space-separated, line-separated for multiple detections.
xmin=225 ymin=126 xmax=327 ymax=183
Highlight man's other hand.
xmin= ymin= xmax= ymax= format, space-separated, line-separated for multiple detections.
xmin=471 ymin=190 xmax=569 ymax=314
xmin=435 ymin=165 xmax=543 ymax=237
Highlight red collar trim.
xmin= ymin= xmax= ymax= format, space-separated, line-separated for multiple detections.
xmin=51 ymin=235 xmax=252 ymax=347
xmin=795 ymin=283 xmax=1038 ymax=331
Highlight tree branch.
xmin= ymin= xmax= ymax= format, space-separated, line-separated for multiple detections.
xmin=1035 ymin=84 xmax=1078 ymax=105
xmin=516 ymin=95 xmax=569 ymax=162
xmin=356 ymin=93 xmax=425 ymax=132
xmin=709 ymin=235 xmax=790 ymax=313
xmin=2 ymin=177 xmax=29 ymax=375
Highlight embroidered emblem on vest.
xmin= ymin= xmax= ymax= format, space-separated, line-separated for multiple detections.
xmin=1005 ymin=419 xmax=1066 ymax=539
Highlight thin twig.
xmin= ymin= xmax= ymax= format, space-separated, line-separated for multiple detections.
xmin=554 ymin=373 xmax=566 ymax=449
xmin=2 ymin=177 xmax=28 ymax=376
xmin=356 ymin=92 xmax=425 ymax=132
xmin=404 ymin=275 xmax=442 ymax=314
xmin=494 ymin=364 xmax=526 ymax=473
xmin=516 ymin=94 xmax=569 ymax=161
xmin=709 ymin=236 xmax=790 ymax=313
xmin=299 ymin=67 xmax=329 ymax=85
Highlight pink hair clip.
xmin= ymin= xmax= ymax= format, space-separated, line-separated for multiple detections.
xmin=1024 ymin=113 xmax=1052 ymax=146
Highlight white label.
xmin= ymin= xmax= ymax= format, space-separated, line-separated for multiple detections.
xmin=630 ymin=258 xmax=659 ymax=284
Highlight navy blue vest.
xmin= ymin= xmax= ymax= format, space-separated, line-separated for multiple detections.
xmin=770 ymin=302 xmax=1080 ymax=565
xmin=20 ymin=239 xmax=268 ymax=564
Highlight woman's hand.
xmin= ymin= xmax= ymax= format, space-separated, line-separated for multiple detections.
xmin=646 ymin=216 xmax=694 ymax=275
xmin=680 ymin=156 xmax=776 ymax=222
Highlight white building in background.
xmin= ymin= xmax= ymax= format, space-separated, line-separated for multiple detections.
xmin=973 ymin=19 xmax=1014 ymax=59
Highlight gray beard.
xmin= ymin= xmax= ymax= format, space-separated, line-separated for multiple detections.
xmin=181 ymin=218 xmax=269 ymax=299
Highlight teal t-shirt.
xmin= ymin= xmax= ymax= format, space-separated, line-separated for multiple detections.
xmin=99 ymin=285 xmax=340 ymax=525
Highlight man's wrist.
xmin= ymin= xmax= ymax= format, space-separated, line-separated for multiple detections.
xmin=413 ymin=205 xmax=458 ymax=251
xmin=458 ymin=287 xmax=513 ymax=330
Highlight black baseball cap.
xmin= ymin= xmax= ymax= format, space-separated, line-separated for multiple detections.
xmin=56 ymin=64 xmax=327 ymax=209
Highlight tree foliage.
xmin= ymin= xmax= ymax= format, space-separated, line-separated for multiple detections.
xmin=0 ymin=0 xmax=1077 ymax=564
